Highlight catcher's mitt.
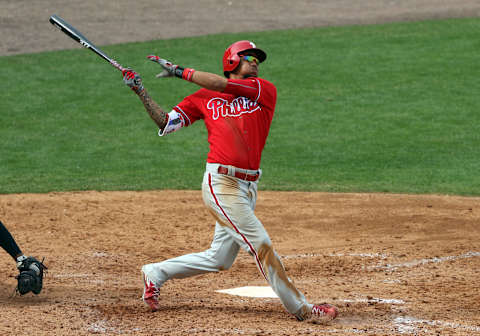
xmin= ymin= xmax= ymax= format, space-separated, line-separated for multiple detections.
xmin=16 ymin=256 xmax=47 ymax=295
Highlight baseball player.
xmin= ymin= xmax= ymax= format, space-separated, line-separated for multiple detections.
xmin=122 ymin=40 xmax=338 ymax=322
xmin=0 ymin=220 xmax=47 ymax=295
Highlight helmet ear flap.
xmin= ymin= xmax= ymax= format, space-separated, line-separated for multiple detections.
xmin=223 ymin=51 xmax=241 ymax=77
xmin=229 ymin=53 xmax=240 ymax=67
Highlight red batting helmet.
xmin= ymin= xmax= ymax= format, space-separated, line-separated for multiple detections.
xmin=222 ymin=40 xmax=267 ymax=77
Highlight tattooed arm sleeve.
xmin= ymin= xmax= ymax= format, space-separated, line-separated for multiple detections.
xmin=137 ymin=89 xmax=168 ymax=129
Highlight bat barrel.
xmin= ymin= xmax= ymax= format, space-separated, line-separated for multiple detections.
xmin=49 ymin=14 xmax=125 ymax=73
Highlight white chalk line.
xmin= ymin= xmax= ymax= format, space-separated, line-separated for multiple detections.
xmin=382 ymin=279 xmax=402 ymax=283
xmin=370 ymin=251 xmax=480 ymax=270
xmin=52 ymin=272 xmax=124 ymax=285
xmin=283 ymin=251 xmax=480 ymax=271
xmin=87 ymin=320 xmax=141 ymax=334
xmin=92 ymin=251 xmax=109 ymax=257
xmin=393 ymin=316 xmax=480 ymax=334
xmin=282 ymin=252 xmax=388 ymax=259
xmin=330 ymin=252 xmax=389 ymax=259
xmin=87 ymin=320 xmax=135 ymax=334
xmin=53 ymin=273 xmax=92 ymax=278
xmin=342 ymin=297 xmax=405 ymax=305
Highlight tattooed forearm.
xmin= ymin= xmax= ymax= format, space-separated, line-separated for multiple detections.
xmin=137 ymin=90 xmax=168 ymax=129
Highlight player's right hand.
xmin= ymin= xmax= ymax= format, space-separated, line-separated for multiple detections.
xmin=122 ymin=68 xmax=144 ymax=94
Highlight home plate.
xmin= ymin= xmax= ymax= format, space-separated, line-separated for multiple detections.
xmin=216 ymin=286 xmax=279 ymax=298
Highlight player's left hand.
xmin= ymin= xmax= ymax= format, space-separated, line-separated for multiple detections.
xmin=122 ymin=68 xmax=144 ymax=94
xmin=147 ymin=55 xmax=180 ymax=78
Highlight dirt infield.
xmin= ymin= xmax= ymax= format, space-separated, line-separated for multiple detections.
xmin=1 ymin=1 xmax=480 ymax=335
xmin=1 ymin=191 xmax=479 ymax=335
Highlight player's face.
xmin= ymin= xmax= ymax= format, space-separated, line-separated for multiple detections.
xmin=232 ymin=53 xmax=259 ymax=78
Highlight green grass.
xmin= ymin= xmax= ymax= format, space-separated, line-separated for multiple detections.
xmin=1 ymin=18 xmax=480 ymax=195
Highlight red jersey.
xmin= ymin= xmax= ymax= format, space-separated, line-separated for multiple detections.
xmin=173 ymin=77 xmax=277 ymax=170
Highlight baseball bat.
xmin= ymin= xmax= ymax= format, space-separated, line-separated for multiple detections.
xmin=49 ymin=14 xmax=126 ymax=72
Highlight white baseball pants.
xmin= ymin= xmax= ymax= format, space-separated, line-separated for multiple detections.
xmin=142 ymin=163 xmax=311 ymax=319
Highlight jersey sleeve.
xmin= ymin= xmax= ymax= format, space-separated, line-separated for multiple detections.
xmin=172 ymin=94 xmax=204 ymax=127
xmin=223 ymin=78 xmax=277 ymax=109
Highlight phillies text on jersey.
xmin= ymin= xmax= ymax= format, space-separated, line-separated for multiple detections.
xmin=207 ymin=96 xmax=261 ymax=120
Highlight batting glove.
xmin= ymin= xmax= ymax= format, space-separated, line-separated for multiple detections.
xmin=122 ymin=69 xmax=145 ymax=94
xmin=147 ymin=55 xmax=195 ymax=81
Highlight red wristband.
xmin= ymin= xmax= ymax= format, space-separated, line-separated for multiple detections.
xmin=182 ymin=68 xmax=195 ymax=82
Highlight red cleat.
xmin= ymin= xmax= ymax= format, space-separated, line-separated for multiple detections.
xmin=308 ymin=303 xmax=338 ymax=323
xmin=142 ymin=272 xmax=160 ymax=312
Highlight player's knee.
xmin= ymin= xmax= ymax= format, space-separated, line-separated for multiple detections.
xmin=205 ymin=250 xmax=235 ymax=271
xmin=208 ymin=254 xmax=234 ymax=271
xmin=217 ymin=257 xmax=235 ymax=271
